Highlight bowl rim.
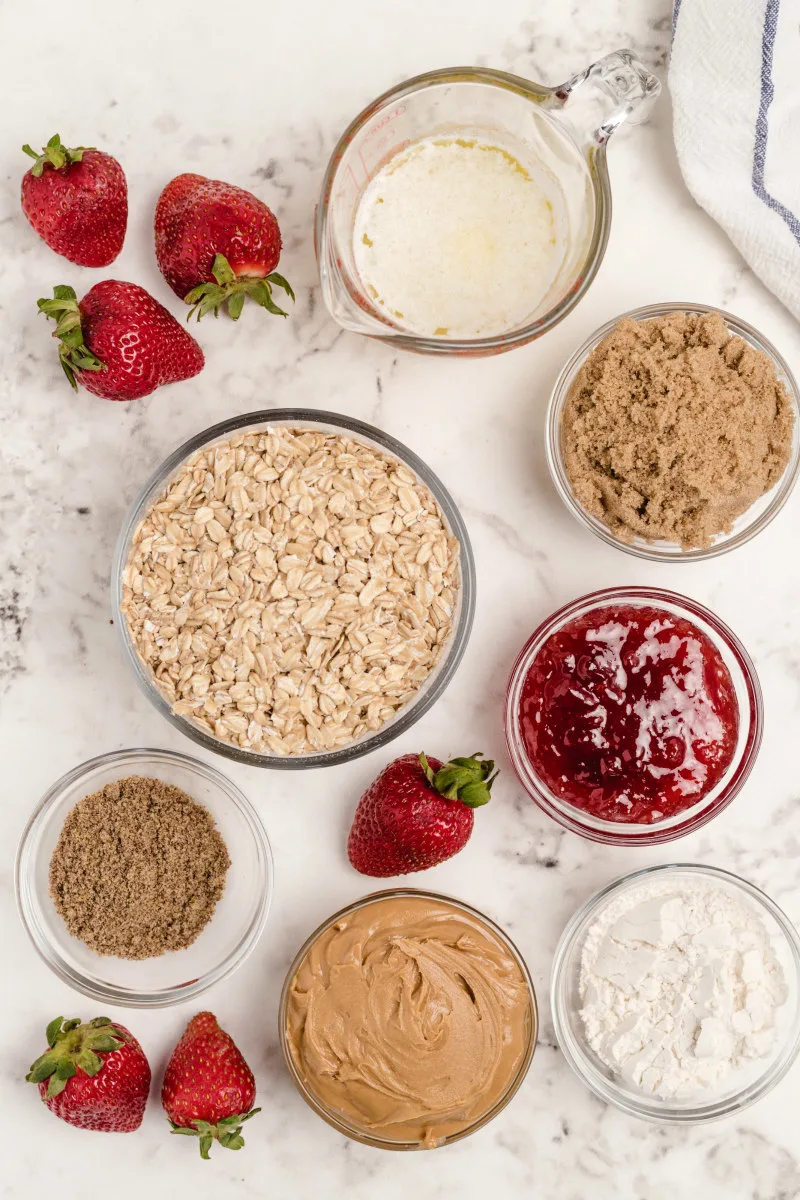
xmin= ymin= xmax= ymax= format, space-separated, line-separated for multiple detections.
xmin=550 ymin=862 xmax=800 ymax=1124
xmin=111 ymin=408 xmax=476 ymax=769
xmin=15 ymin=746 xmax=274 ymax=1009
xmin=545 ymin=301 xmax=800 ymax=561
xmin=277 ymin=886 xmax=538 ymax=1150
xmin=504 ymin=585 xmax=763 ymax=846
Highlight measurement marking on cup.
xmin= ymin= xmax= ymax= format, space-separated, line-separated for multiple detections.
xmin=358 ymin=147 xmax=371 ymax=183
xmin=363 ymin=105 xmax=407 ymax=143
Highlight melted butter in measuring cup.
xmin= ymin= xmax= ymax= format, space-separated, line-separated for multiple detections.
xmin=352 ymin=132 xmax=567 ymax=340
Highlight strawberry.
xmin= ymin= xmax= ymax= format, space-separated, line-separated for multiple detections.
xmin=347 ymin=752 xmax=497 ymax=877
xmin=21 ymin=134 xmax=127 ymax=267
xmin=26 ymin=1015 xmax=150 ymax=1133
xmin=154 ymin=173 xmax=294 ymax=321
xmin=37 ymin=281 xmax=204 ymax=400
xmin=161 ymin=1012 xmax=259 ymax=1159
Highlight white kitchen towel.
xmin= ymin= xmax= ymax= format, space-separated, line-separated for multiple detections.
xmin=670 ymin=0 xmax=800 ymax=322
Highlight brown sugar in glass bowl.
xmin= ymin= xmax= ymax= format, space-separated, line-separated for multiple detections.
xmin=49 ymin=775 xmax=230 ymax=960
xmin=16 ymin=748 xmax=273 ymax=1008
xmin=546 ymin=303 xmax=800 ymax=562
xmin=279 ymin=890 xmax=537 ymax=1150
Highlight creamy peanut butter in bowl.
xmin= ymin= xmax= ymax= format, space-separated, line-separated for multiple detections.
xmin=280 ymin=890 xmax=537 ymax=1149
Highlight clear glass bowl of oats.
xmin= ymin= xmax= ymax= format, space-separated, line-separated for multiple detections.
xmin=112 ymin=410 xmax=475 ymax=768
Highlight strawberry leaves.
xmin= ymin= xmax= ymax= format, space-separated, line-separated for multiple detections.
xmin=48 ymin=1061 xmax=77 ymax=1097
xmin=45 ymin=1016 xmax=65 ymax=1047
xmin=27 ymin=1017 xmax=125 ymax=1097
xmin=184 ymin=253 xmax=295 ymax=322
xmin=37 ymin=286 xmax=107 ymax=389
xmin=419 ymin=752 xmax=498 ymax=808
xmin=22 ymin=134 xmax=90 ymax=177
xmin=168 ymin=1107 xmax=261 ymax=1159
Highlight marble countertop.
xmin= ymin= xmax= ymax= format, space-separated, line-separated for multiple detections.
xmin=3 ymin=0 xmax=800 ymax=1196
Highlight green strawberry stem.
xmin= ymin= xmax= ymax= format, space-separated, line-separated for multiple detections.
xmin=22 ymin=134 xmax=91 ymax=178
xmin=419 ymin=752 xmax=498 ymax=808
xmin=36 ymin=286 xmax=106 ymax=390
xmin=184 ymin=252 xmax=294 ymax=322
xmin=168 ymin=1107 xmax=261 ymax=1160
xmin=26 ymin=1016 xmax=124 ymax=1098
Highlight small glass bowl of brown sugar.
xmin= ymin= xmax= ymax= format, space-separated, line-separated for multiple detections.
xmin=15 ymin=747 xmax=273 ymax=1008
xmin=546 ymin=302 xmax=800 ymax=561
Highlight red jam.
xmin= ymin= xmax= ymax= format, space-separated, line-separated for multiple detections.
xmin=517 ymin=605 xmax=738 ymax=824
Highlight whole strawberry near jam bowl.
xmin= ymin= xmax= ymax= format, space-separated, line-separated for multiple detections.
xmin=504 ymin=587 xmax=762 ymax=846
xmin=347 ymin=752 xmax=497 ymax=877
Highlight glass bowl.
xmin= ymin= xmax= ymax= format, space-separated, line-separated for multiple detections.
xmin=504 ymin=586 xmax=762 ymax=846
xmin=545 ymin=302 xmax=800 ymax=561
xmin=278 ymin=888 xmax=538 ymax=1150
xmin=15 ymin=747 xmax=273 ymax=1008
xmin=551 ymin=864 xmax=800 ymax=1123
xmin=112 ymin=409 xmax=475 ymax=769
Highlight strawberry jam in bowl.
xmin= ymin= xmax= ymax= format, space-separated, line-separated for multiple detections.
xmin=505 ymin=587 xmax=762 ymax=845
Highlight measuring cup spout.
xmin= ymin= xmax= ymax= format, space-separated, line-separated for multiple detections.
xmin=551 ymin=49 xmax=661 ymax=147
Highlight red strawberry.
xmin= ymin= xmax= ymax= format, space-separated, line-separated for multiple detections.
xmin=347 ymin=752 xmax=497 ymax=877
xmin=26 ymin=1015 xmax=150 ymax=1133
xmin=154 ymin=173 xmax=294 ymax=321
xmin=21 ymin=135 xmax=127 ymax=267
xmin=161 ymin=1012 xmax=259 ymax=1160
xmin=37 ymin=281 xmax=204 ymax=400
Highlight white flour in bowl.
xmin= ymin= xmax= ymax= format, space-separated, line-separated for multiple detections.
xmin=352 ymin=133 xmax=563 ymax=340
xmin=579 ymin=879 xmax=789 ymax=1099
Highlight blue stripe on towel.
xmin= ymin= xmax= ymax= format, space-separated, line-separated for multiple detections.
xmin=672 ymin=0 xmax=683 ymax=40
xmin=752 ymin=0 xmax=800 ymax=242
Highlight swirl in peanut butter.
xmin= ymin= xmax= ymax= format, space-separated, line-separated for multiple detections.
xmin=284 ymin=895 xmax=534 ymax=1146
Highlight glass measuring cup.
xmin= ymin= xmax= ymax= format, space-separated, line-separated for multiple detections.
xmin=317 ymin=51 xmax=660 ymax=356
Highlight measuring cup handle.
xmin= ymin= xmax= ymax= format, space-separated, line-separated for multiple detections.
xmin=552 ymin=49 xmax=661 ymax=146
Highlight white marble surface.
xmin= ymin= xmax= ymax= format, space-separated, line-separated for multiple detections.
xmin=3 ymin=0 xmax=800 ymax=1196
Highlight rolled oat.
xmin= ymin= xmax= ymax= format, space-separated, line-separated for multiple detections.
xmin=121 ymin=427 xmax=461 ymax=756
